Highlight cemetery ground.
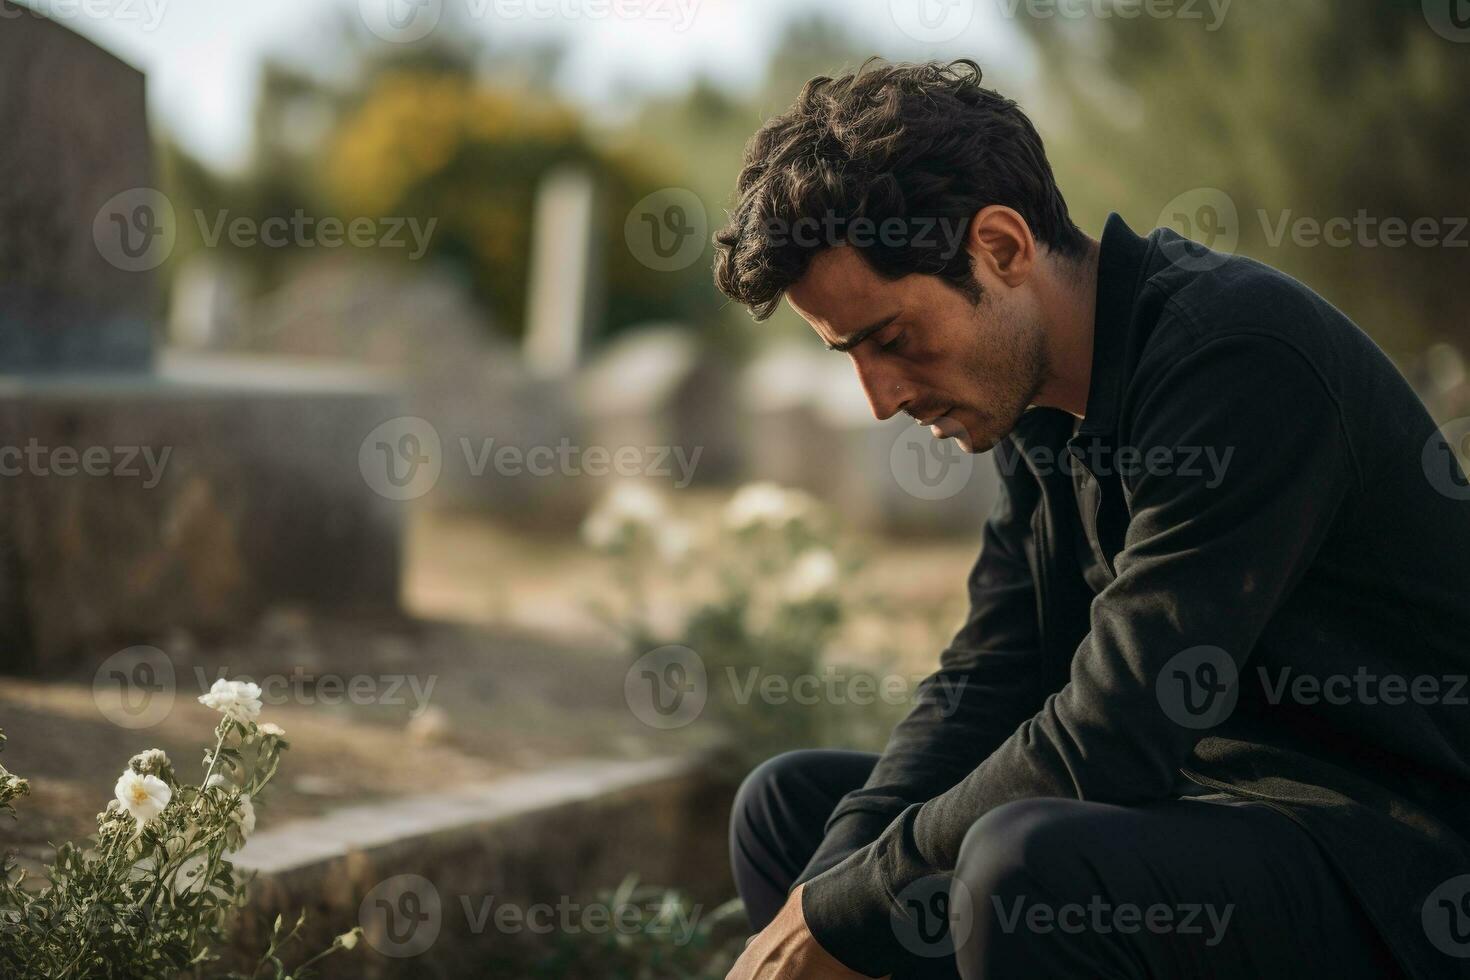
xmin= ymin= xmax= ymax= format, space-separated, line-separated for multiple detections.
xmin=0 ymin=503 xmax=974 ymax=976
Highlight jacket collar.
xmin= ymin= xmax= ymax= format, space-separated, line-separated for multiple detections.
xmin=1075 ymin=212 xmax=1153 ymax=442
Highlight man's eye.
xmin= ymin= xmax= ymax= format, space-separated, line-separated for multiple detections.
xmin=879 ymin=330 xmax=906 ymax=352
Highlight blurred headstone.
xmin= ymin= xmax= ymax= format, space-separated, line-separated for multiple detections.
xmin=523 ymin=167 xmax=601 ymax=378
xmin=251 ymin=257 xmax=590 ymax=524
xmin=578 ymin=323 xmax=739 ymax=489
xmin=0 ymin=3 xmax=155 ymax=371
xmin=739 ymin=344 xmax=992 ymax=536
xmin=168 ymin=257 xmax=245 ymax=350
xmin=739 ymin=343 xmax=831 ymax=490
xmin=813 ymin=371 xmax=994 ymax=537
xmin=0 ymin=12 xmax=403 ymax=673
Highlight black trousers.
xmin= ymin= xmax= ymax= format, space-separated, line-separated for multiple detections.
xmin=729 ymin=749 xmax=1403 ymax=980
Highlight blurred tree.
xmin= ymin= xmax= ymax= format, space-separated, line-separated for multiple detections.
xmin=1021 ymin=0 xmax=1470 ymax=358
xmin=160 ymin=11 xmax=711 ymax=346
xmin=318 ymin=69 xmax=711 ymax=340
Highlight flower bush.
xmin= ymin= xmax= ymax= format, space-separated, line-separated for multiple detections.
xmin=573 ymin=483 xmax=935 ymax=978
xmin=583 ymin=481 xmax=908 ymax=769
xmin=0 ymin=682 xmax=360 ymax=979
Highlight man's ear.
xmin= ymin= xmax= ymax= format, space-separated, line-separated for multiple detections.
xmin=966 ymin=206 xmax=1036 ymax=288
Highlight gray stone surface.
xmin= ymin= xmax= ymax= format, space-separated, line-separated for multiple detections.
xmin=0 ymin=352 xmax=405 ymax=673
xmin=231 ymin=754 xmax=736 ymax=978
xmin=0 ymin=3 xmax=156 ymax=371
xmin=578 ymin=323 xmax=741 ymax=488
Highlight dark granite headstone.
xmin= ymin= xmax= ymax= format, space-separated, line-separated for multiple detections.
xmin=0 ymin=1 xmax=157 ymax=372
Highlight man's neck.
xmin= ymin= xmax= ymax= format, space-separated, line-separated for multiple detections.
xmin=1033 ymin=237 xmax=1102 ymax=420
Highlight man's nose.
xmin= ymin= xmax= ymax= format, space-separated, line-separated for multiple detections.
xmin=852 ymin=355 xmax=910 ymax=421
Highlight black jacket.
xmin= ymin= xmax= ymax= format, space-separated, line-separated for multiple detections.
xmin=799 ymin=214 xmax=1470 ymax=979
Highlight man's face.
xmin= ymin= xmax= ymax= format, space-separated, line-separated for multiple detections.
xmin=786 ymin=244 xmax=1048 ymax=454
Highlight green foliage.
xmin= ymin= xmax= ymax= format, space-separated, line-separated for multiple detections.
xmin=0 ymin=718 xmax=359 ymax=979
xmin=1023 ymin=0 xmax=1470 ymax=358
xmin=486 ymin=876 xmax=746 ymax=980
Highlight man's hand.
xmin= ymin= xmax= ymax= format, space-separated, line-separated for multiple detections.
xmin=725 ymin=883 xmax=889 ymax=980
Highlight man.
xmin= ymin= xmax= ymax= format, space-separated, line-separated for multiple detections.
xmin=711 ymin=59 xmax=1470 ymax=980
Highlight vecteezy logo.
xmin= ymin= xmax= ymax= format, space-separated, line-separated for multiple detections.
xmin=1424 ymin=0 xmax=1470 ymax=42
xmin=359 ymin=0 xmax=443 ymax=42
xmin=93 ymin=188 xmax=176 ymax=273
xmin=1156 ymin=645 xmax=1239 ymax=730
xmin=889 ymin=0 xmax=974 ymax=43
xmin=1423 ymin=874 xmax=1470 ymax=957
xmin=360 ymin=874 xmax=442 ymax=957
xmin=624 ymin=188 xmax=708 ymax=272
xmin=1156 ymin=188 xmax=1239 ymax=272
xmin=624 ymin=645 xmax=707 ymax=730
xmin=892 ymin=874 xmax=973 ymax=958
xmin=889 ymin=425 xmax=975 ymax=500
xmin=93 ymin=646 xmax=176 ymax=729
xmin=358 ymin=416 xmax=443 ymax=501
xmin=1423 ymin=417 xmax=1470 ymax=500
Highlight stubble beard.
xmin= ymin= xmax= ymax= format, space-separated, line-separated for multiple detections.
xmin=957 ymin=296 xmax=1049 ymax=453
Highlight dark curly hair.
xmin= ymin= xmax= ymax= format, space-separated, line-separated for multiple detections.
xmin=713 ymin=58 xmax=1088 ymax=321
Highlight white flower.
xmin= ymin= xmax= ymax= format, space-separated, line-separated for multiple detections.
xmin=581 ymin=482 xmax=667 ymax=550
xmin=128 ymin=748 xmax=170 ymax=776
xmin=173 ymin=853 xmax=209 ymax=894
xmin=259 ymin=723 xmax=286 ymax=738
xmin=336 ymin=929 xmax=361 ymax=950
xmin=783 ymin=548 xmax=840 ymax=601
xmin=114 ymin=770 xmax=171 ymax=828
xmin=655 ymin=520 xmax=695 ymax=564
xmin=171 ymin=848 xmax=233 ymax=897
xmin=235 ymin=793 xmax=256 ymax=837
xmin=198 ymin=679 xmax=263 ymax=722
xmin=724 ymin=482 xmax=817 ymax=532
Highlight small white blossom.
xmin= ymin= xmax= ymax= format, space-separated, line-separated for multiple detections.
xmin=128 ymin=748 xmax=170 ymax=776
xmin=114 ymin=770 xmax=171 ymax=828
xmin=259 ymin=722 xmax=286 ymax=738
xmin=337 ymin=929 xmax=361 ymax=950
xmin=198 ymin=679 xmax=263 ymax=722
xmin=236 ymin=793 xmax=256 ymax=837
xmin=783 ymin=548 xmax=840 ymax=601
xmin=655 ymin=520 xmax=695 ymax=564
xmin=171 ymin=851 xmax=231 ymax=897
xmin=724 ymin=482 xmax=817 ymax=532
xmin=581 ymin=482 xmax=667 ymax=551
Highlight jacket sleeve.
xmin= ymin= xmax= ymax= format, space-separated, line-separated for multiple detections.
xmin=801 ymin=332 xmax=1357 ymax=976
xmin=794 ymin=438 xmax=1054 ymax=885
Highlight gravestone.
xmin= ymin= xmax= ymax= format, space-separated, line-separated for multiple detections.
xmin=577 ymin=323 xmax=739 ymax=491
xmin=739 ymin=345 xmax=993 ymax=536
xmin=522 ymin=167 xmax=601 ymax=377
xmin=0 ymin=11 xmax=404 ymax=672
xmin=0 ymin=0 xmax=155 ymax=371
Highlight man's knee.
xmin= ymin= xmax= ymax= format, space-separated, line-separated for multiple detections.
xmin=730 ymin=749 xmax=833 ymax=844
xmin=955 ymin=797 xmax=1094 ymax=897
xmin=952 ymin=799 xmax=1101 ymax=979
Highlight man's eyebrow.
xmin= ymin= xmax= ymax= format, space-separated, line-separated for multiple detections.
xmin=826 ymin=314 xmax=898 ymax=353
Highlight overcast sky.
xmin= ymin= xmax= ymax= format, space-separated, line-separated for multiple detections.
xmin=39 ymin=0 xmax=1027 ymax=172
